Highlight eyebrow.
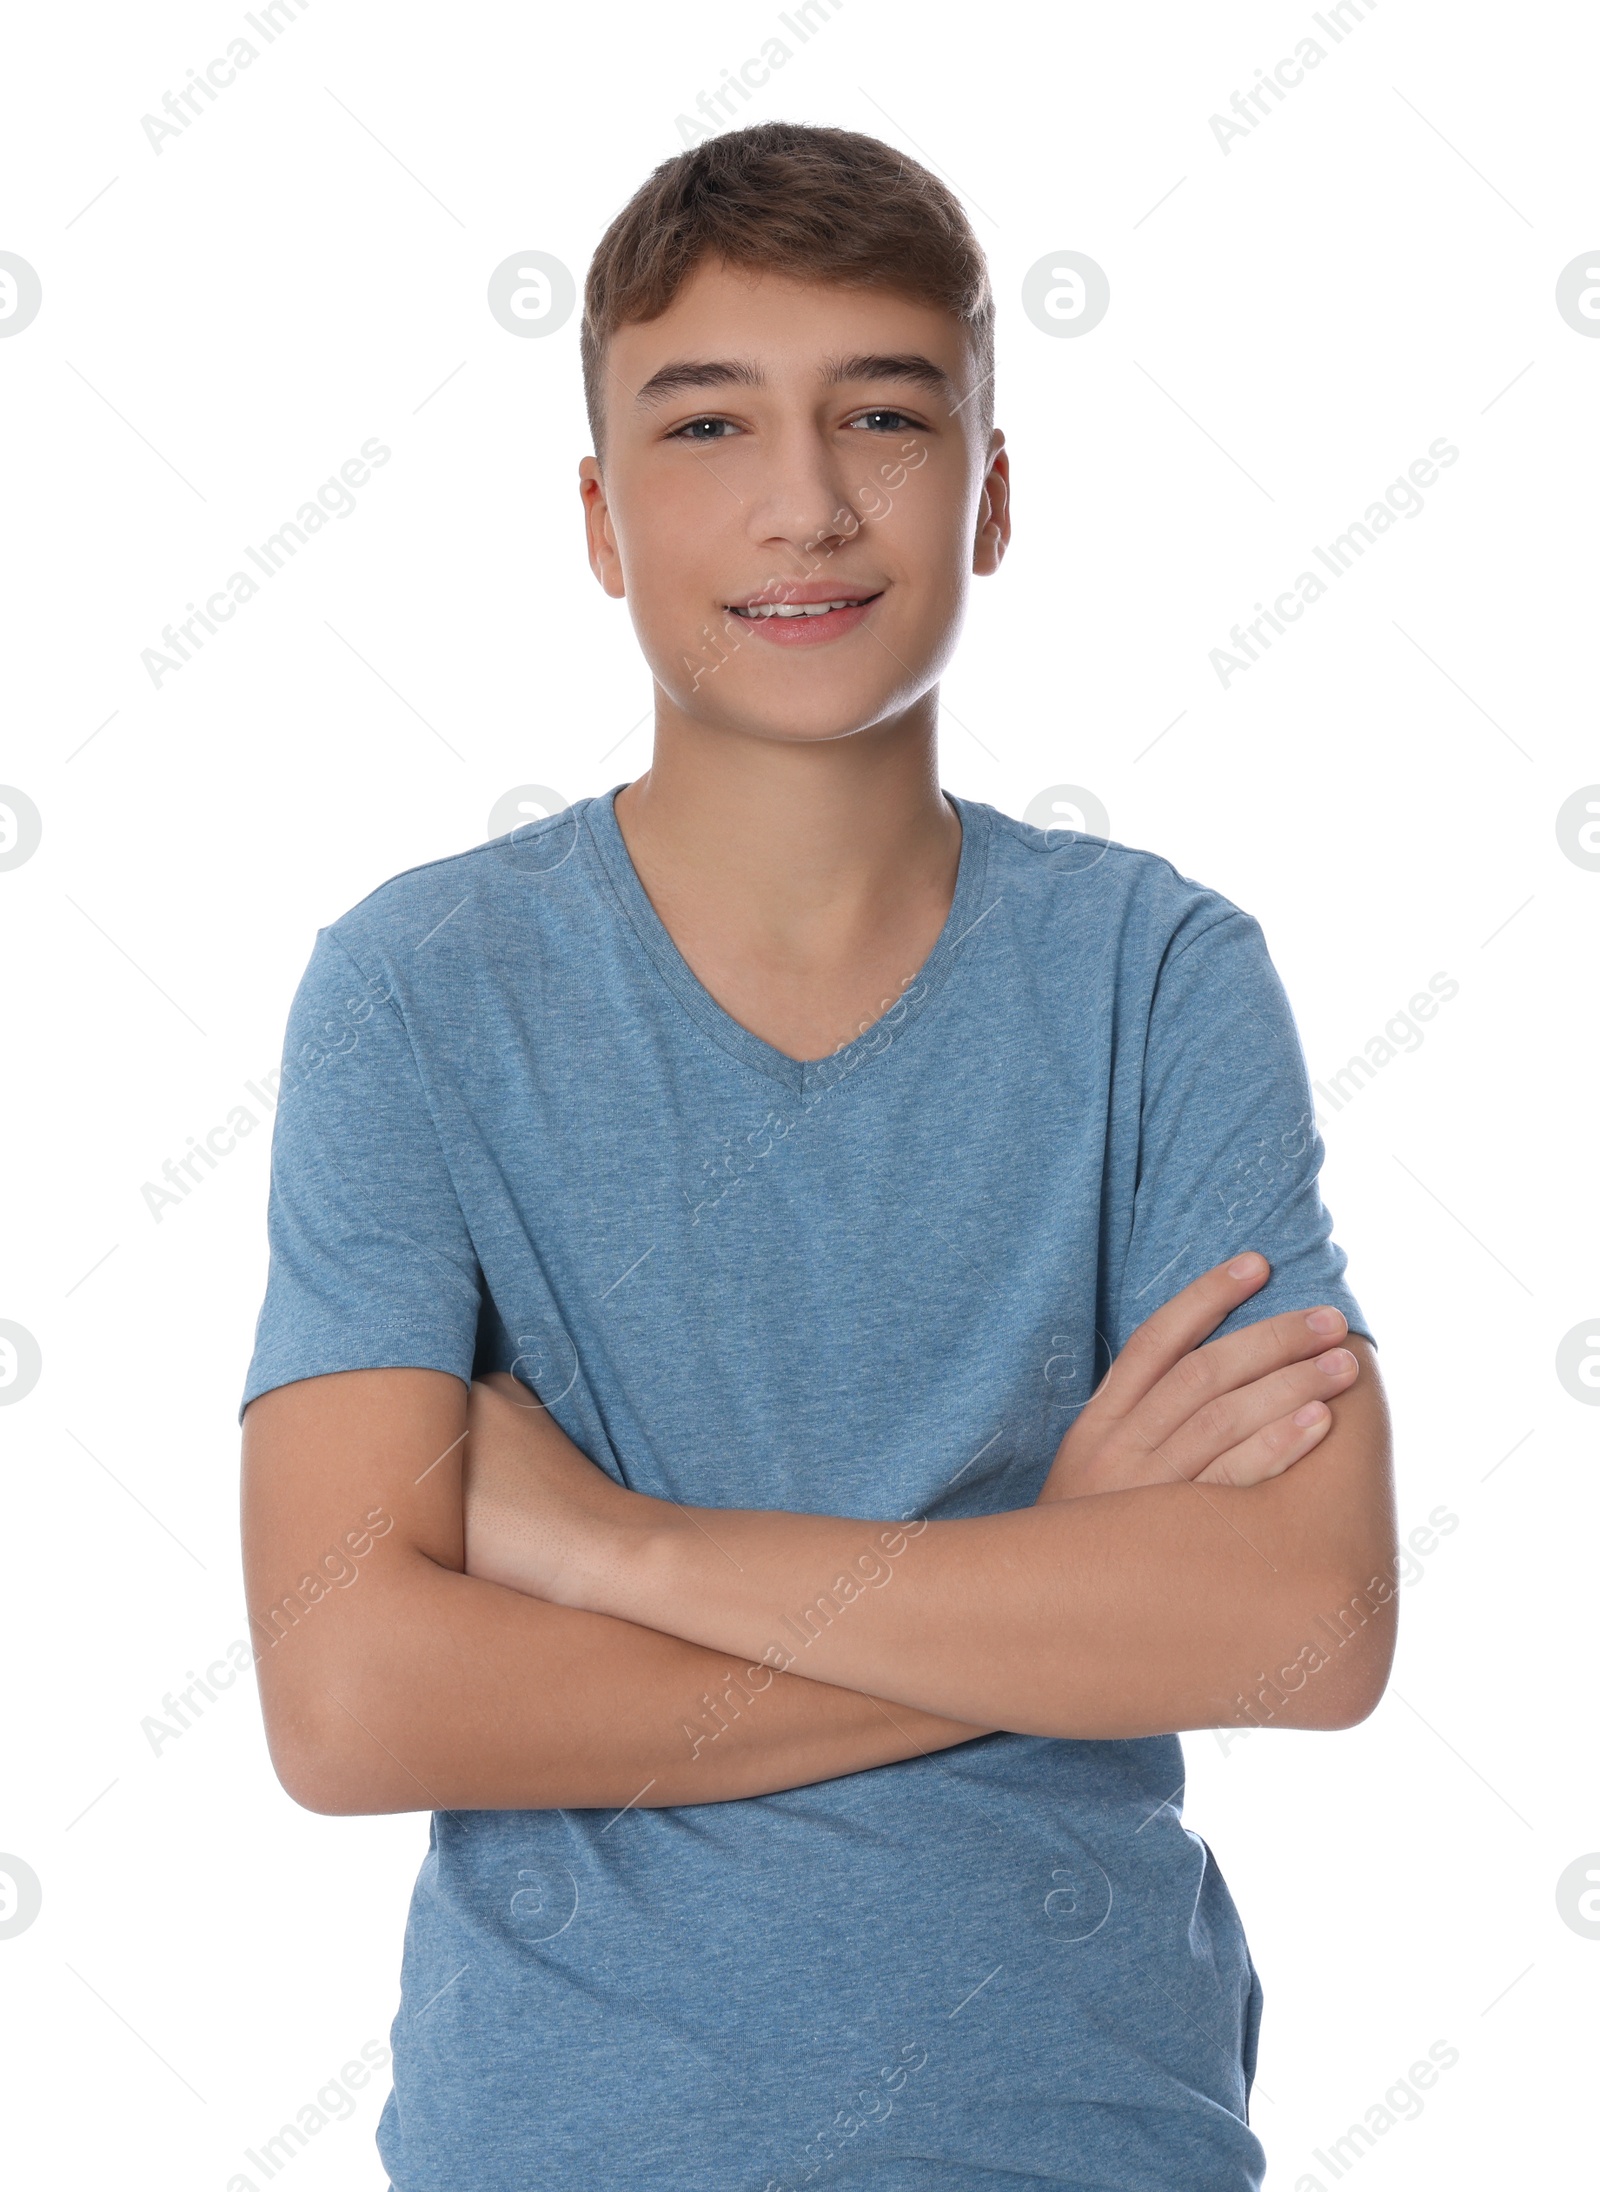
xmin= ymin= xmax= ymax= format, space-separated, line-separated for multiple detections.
xmin=633 ymin=351 xmax=957 ymax=410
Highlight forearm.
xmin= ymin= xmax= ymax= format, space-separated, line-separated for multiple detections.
xmin=285 ymin=1555 xmax=992 ymax=1815
xmin=563 ymin=1467 xmax=1395 ymax=1739
xmin=456 ymin=1319 xmax=1393 ymax=1747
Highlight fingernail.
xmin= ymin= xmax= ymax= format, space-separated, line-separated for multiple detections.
xmin=1294 ymin=1402 xmax=1328 ymax=1427
xmin=1229 ymin=1253 xmax=1266 ymax=1279
xmin=1316 ymin=1348 xmax=1354 ymax=1375
xmin=1306 ymin=1308 xmax=1344 ymax=1334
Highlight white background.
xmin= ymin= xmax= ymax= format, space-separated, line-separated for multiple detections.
xmin=1 ymin=2 xmax=1594 ymax=2185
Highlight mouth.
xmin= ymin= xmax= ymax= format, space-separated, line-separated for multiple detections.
xmin=722 ymin=586 xmax=885 ymax=647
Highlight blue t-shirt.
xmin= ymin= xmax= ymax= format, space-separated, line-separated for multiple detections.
xmin=242 ymin=788 xmax=1372 ymax=2192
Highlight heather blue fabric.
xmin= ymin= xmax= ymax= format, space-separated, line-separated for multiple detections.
xmin=242 ymin=788 xmax=1373 ymax=2192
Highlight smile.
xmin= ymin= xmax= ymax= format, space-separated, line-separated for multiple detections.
xmin=726 ymin=594 xmax=884 ymax=619
xmin=720 ymin=591 xmax=884 ymax=647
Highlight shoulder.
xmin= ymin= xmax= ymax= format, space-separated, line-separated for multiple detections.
xmin=966 ymin=797 xmax=1257 ymax=972
xmin=315 ymin=799 xmax=600 ymax=981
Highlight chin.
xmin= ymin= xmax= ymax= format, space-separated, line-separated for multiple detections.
xmin=717 ymin=693 xmax=917 ymax=746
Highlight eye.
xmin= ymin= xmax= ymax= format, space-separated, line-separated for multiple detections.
xmin=667 ymin=416 xmax=738 ymax=442
xmin=848 ymin=408 xmax=921 ymax=433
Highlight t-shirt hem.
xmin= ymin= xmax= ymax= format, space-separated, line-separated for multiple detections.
xmin=239 ymin=1347 xmax=473 ymax=1422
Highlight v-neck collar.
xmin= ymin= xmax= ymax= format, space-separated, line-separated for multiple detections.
xmin=582 ymin=784 xmax=994 ymax=1096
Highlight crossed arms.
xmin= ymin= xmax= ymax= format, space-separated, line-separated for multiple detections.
xmin=240 ymin=1254 xmax=1396 ymax=1815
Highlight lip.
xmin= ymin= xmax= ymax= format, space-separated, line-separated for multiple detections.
xmin=725 ymin=581 xmax=884 ymax=609
xmin=722 ymin=582 xmax=885 ymax=646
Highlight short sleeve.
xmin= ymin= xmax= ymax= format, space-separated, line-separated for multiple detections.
xmin=238 ymin=928 xmax=483 ymax=1420
xmin=1108 ymin=908 xmax=1375 ymax=1357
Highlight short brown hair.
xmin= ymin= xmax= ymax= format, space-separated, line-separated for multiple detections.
xmin=581 ymin=121 xmax=994 ymax=458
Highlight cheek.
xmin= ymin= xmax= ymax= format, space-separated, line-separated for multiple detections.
xmin=616 ymin=514 xmax=746 ymax=670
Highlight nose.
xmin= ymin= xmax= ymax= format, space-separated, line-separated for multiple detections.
xmin=740 ymin=422 xmax=864 ymax=570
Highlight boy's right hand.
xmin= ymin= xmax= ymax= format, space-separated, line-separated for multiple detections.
xmin=1036 ymin=1253 xmax=1362 ymax=1502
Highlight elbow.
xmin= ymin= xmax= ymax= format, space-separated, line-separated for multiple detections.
xmin=261 ymin=1707 xmax=359 ymax=1816
xmin=273 ymin=1737 xmax=400 ymax=1817
xmin=272 ymin=1746 xmax=358 ymax=1817
xmin=258 ymin=1677 xmax=397 ymax=1816
xmin=273 ymin=1736 xmax=376 ymax=1816
xmin=1283 ymin=1564 xmax=1398 ymax=1730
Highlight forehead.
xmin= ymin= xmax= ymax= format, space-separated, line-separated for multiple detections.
xmin=605 ymin=258 xmax=975 ymax=407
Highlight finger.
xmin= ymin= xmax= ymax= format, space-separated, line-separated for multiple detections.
xmin=1091 ymin=1252 xmax=1275 ymax=1416
xmin=1192 ymin=1397 xmax=1336 ymax=1487
xmin=1145 ymin=1345 xmax=1360 ymax=1481
xmin=1119 ymin=1303 xmax=1352 ymax=1466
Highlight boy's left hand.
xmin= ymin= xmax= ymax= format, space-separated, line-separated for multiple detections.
xmin=1037 ymin=1253 xmax=1362 ymax=1503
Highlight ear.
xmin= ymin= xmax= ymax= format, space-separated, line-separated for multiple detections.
xmin=578 ymin=455 xmax=626 ymax=599
xmin=972 ymin=433 xmax=1010 ymax=576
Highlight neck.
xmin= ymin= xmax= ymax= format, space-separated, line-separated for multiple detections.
xmin=613 ymin=692 xmax=959 ymax=955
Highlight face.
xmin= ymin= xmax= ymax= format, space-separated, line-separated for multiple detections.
xmin=579 ymin=257 xmax=1009 ymax=748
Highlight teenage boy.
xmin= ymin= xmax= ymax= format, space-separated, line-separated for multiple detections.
xmin=241 ymin=122 xmax=1394 ymax=2192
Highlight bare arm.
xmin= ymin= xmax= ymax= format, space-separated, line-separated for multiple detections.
xmin=597 ymin=1344 xmax=1390 ymax=1736
xmin=241 ymin=1368 xmax=992 ymax=1817
xmin=466 ymin=1262 xmax=1397 ymax=1739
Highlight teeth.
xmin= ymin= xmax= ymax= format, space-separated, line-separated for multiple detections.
xmin=734 ymin=600 xmax=865 ymax=618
